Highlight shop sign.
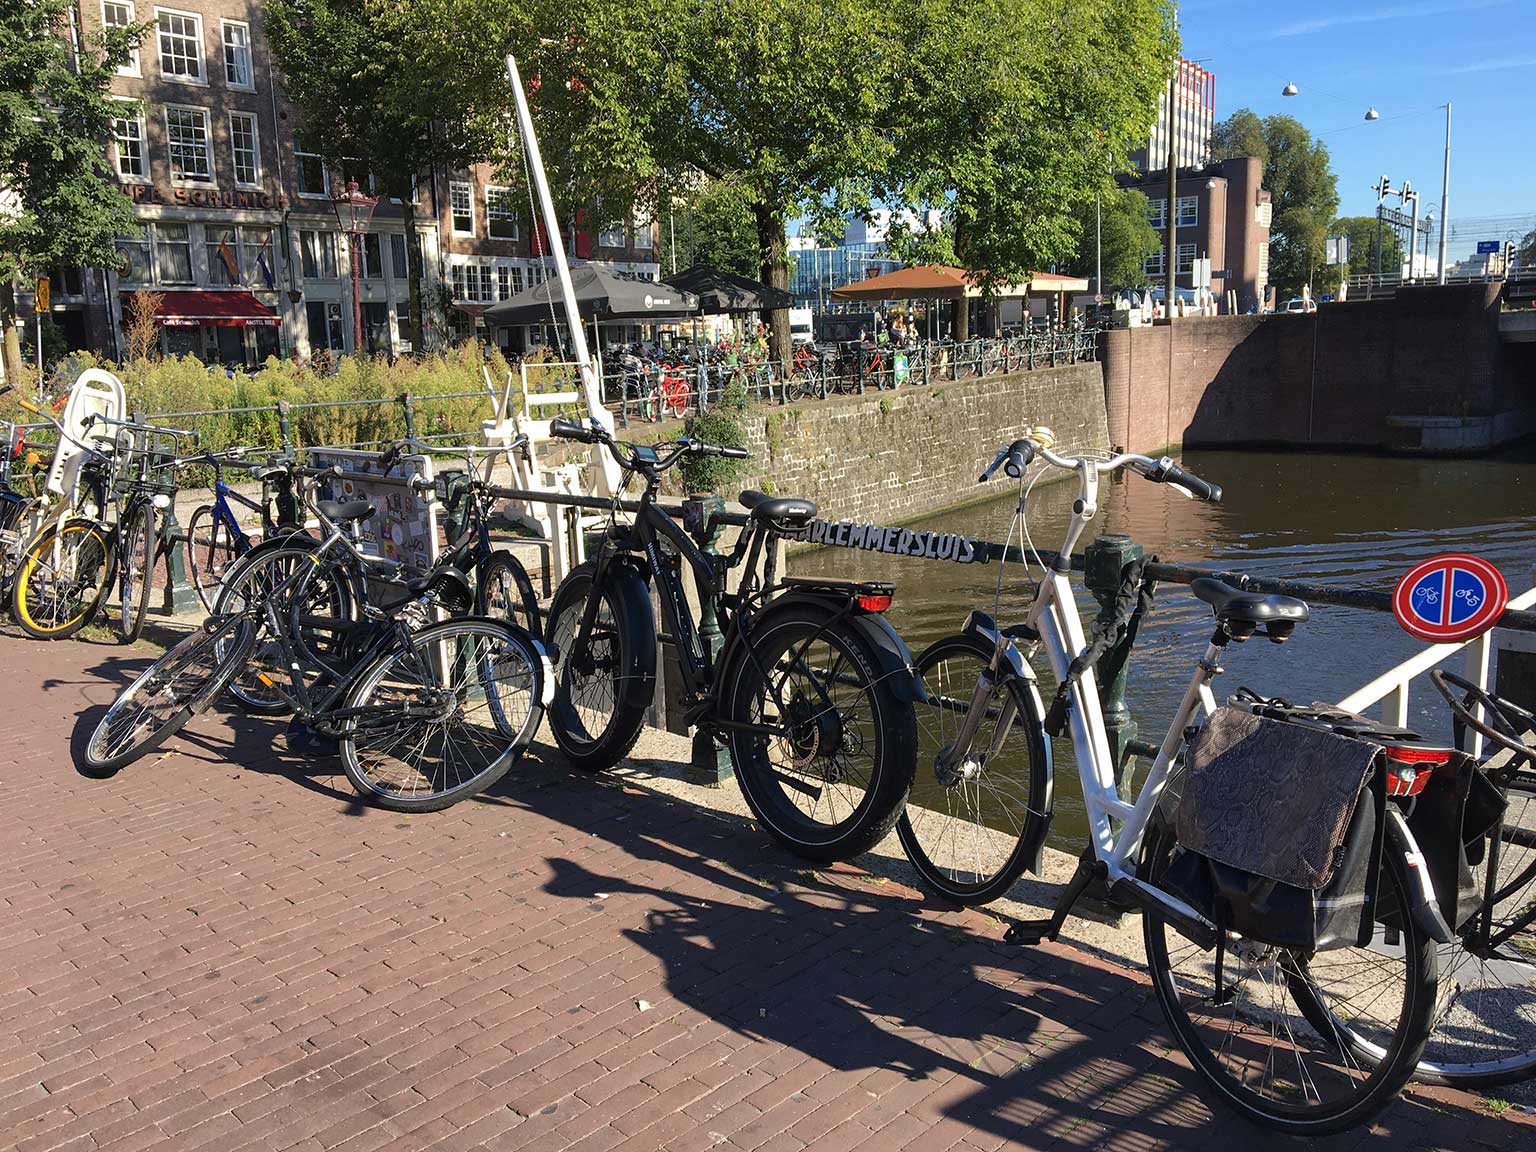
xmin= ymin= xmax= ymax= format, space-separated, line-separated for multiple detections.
xmin=118 ymin=181 xmax=285 ymax=211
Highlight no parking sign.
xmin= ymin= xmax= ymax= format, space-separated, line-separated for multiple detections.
xmin=1392 ymin=553 xmax=1508 ymax=643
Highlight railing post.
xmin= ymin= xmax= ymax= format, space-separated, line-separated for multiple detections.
xmin=687 ymin=495 xmax=733 ymax=786
xmin=1084 ymin=533 xmax=1144 ymax=796
xmin=277 ymin=398 xmax=294 ymax=456
xmin=400 ymin=391 xmax=416 ymax=440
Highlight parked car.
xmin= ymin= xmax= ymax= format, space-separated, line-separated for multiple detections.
xmin=1281 ymin=297 xmax=1312 ymax=314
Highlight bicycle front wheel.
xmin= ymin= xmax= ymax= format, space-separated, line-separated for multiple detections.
xmin=722 ymin=606 xmax=917 ymax=862
xmin=81 ymin=617 xmax=255 ymax=777
xmin=476 ymin=548 xmax=542 ymax=640
xmin=339 ymin=617 xmax=545 ymax=812
xmin=187 ymin=503 xmax=241 ymax=613
xmin=900 ymin=634 xmax=1050 ymax=905
xmin=1142 ymin=820 xmax=1437 ymax=1135
xmin=11 ymin=517 xmax=111 ymax=640
xmin=117 ymin=503 xmax=156 ymax=644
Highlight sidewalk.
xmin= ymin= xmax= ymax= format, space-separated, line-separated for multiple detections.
xmin=1 ymin=630 xmax=1531 ymax=1152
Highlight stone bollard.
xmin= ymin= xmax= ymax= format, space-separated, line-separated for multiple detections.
xmin=1083 ymin=533 xmax=1143 ymax=798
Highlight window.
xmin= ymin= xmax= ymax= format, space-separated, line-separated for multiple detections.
xmin=165 ymin=106 xmax=212 ymax=181
xmin=300 ymin=230 xmax=337 ymax=280
xmin=1143 ymin=246 xmax=1165 ymax=278
xmin=103 ymin=2 xmax=140 ymax=76
xmin=1257 ymin=241 xmax=1270 ymax=282
xmin=1176 ymin=243 xmax=1196 ymax=275
xmin=206 ymin=226 xmax=240 ymax=286
xmin=450 ymin=264 xmax=467 ymax=300
xmin=632 ymin=212 xmax=653 ymax=251
xmin=362 ymin=233 xmax=384 ymax=279
xmin=115 ymin=234 xmax=152 ymax=283
xmin=1147 ymin=198 xmax=1166 ymax=230
xmin=221 ymin=21 xmax=252 ymax=88
xmin=307 ymin=301 xmax=344 ymax=352
xmin=450 ymin=183 xmax=474 ymax=234
xmin=496 ymin=266 xmax=511 ymax=301
xmin=486 ymin=187 xmax=518 ymax=239
xmin=597 ymin=222 xmax=625 ymax=248
xmin=229 ymin=112 xmax=259 ymax=186
xmin=156 ymin=9 xmax=203 ymax=83
xmin=1175 ymin=195 xmax=1198 ymax=228
xmin=112 ymin=110 xmax=147 ymax=180
xmin=155 ymin=223 xmax=193 ymax=284
xmin=390 ymin=234 xmax=408 ymax=280
xmin=295 ymin=142 xmax=327 ymax=197
xmin=243 ymin=228 xmax=277 ymax=288
xmin=510 ymin=265 xmax=524 ymax=293
xmin=450 ymin=263 xmax=494 ymax=302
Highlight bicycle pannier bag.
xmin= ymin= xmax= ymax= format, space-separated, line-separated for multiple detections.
xmin=1404 ymin=752 xmax=1506 ymax=933
xmin=1164 ymin=706 xmax=1384 ymax=952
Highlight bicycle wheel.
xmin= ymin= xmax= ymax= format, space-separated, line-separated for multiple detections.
xmin=10 ymin=517 xmax=111 ymax=640
xmin=186 ymin=504 xmax=240 ymax=613
xmin=339 ymin=617 xmax=545 ymax=812
xmin=545 ymin=561 xmax=651 ymax=772
xmin=899 ymin=634 xmax=1050 ymax=905
xmin=721 ymin=605 xmax=917 ymax=862
xmin=80 ymin=616 xmax=256 ymax=777
xmin=1142 ymin=819 xmax=1437 ymax=1135
xmin=476 ymin=549 xmax=542 ymax=640
xmin=116 ymin=503 xmax=156 ymax=644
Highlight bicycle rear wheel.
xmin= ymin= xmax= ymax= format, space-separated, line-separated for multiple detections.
xmin=899 ymin=634 xmax=1049 ymax=905
xmin=476 ymin=549 xmax=542 ymax=640
xmin=10 ymin=517 xmax=111 ymax=640
xmin=186 ymin=503 xmax=241 ymax=613
xmin=81 ymin=617 xmax=255 ymax=777
xmin=116 ymin=503 xmax=156 ymax=644
xmin=1142 ymin=820 xmax=1437 ymax=1135
xmin=339 ymin=617 xmax=545 ymax=812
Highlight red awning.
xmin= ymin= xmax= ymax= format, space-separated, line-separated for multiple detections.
xmin=125 ymin=290 xmax=279 ymax=328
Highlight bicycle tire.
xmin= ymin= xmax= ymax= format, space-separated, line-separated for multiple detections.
xmin=1142 ymin=818 xmax=1437 ymax=1135
xmin=80 ymin=617 xmax=256 ymax=777
xmin=898 ymin=633 xmax=1050 ymax=905
xmin=116 ymin=502 xmax=156 ymax=644
xmin=187 ymin=503 xmax=242 ymax=613
xmin=339 ymin=617 xmax=546 ymax=812
xmin=476 ymin=549 xmax=542 ymax=640
xmin=721 ymin=605 xmax=916 ymax=862
xmin=10 ymin=517 xmax=111 ymax=640
xmin=544 ymin=561 xmax=651 ymax=773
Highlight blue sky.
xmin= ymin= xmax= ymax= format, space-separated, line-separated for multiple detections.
xmin=1179 ymin=0 xmax=1536 ymax=258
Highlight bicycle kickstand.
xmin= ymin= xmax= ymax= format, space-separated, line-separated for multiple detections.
xmin=1004 ymin=851 xmax=1107 ymax=946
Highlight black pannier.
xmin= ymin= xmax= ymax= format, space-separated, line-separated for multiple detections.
xmin=1164 ymin=706 xmax=1386 ymax=952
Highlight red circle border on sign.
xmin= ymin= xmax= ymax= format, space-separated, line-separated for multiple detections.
xmin=1391 ymin=553 xmax=1508 ymax=643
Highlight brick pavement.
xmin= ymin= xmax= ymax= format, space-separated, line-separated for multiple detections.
xmin=1 ymin=631 xmax=1532 ymax=1152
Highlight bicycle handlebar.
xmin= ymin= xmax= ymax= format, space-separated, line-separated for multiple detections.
xmin=82 ymin=412 xmax=199 ymax=443
xmin=550 ymin=417 xmax=749 ymax=468
xmin=979 ymin=432 xmax=1222 ymax=504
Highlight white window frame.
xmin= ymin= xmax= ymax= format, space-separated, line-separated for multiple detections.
xmin=110 ymin=99 xmax=148 ymax=183
xmin=295 ymin=143 xmax=329 ymax=199
xmin=1143 ymin=247 xmax=1165 ymax=278
xmin=1175 ymin=195 xmax=1199 ymax=228
xmin=597 ymin=222 xmax=625 ymax=249
xmin=631 ymin=212 xmax=654 ymax=251
xmin=1175 ymin=243 xmax=1197 ymax=275
xmin=102 ymin=1 xmax=141 ymax=78
xmin=154 ymin=8 xmax=206 ymax=86
xmin=485 ymin=186 xmax=518 ymax=240
xmin=1147 ymin=197 xmax=1166 ymax=231
xmin=164 ymin=104 xmax=214 ymax=184
xmin=220 ymin=19 xmax=254 ymax=91
xmin=228 ymin=111 xmax=260 ymax=188
xmin=450 ymin=183 xmax=475 ymax=235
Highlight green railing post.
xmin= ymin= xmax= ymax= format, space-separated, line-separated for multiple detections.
xmin=1083 ymin=533 xmax=1143 ymax=797
xmin=687 ymin=495 xmax=733 ymax=785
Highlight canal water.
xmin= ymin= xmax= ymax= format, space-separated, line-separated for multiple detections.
xmin=790 ymin=445 xmax=1536 ymax=852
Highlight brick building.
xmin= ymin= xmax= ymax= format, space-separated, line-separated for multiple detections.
xmin=61 ymin=1 xmax=658 ymax=365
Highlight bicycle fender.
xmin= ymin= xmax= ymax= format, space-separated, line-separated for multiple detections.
xmin=1382 ymin=806 xmax=1455 ymax=944
xmin=603 ymin=557 xmax=658 ymax=710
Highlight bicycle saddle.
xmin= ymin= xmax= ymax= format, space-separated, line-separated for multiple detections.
xmin=317 ymin=498 xmax=375 ymax=523
xmin=1189 ymin=577 xmax=1310 ymax=627
xmin=738 ymin=489 xmax=816 ymax=530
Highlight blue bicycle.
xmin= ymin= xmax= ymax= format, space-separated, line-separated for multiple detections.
xmin=185 ymin=449 xmax=306 ymax=611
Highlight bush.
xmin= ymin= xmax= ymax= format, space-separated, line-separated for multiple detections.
xmin=679 ymin=374 xmax=751 ymax=495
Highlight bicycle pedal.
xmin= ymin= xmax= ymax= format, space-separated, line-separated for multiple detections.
xmin=1003 ymin=918 xmax=1054 ymax=947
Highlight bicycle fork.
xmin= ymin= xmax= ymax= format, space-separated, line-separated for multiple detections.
xmin=933 ymin=617 xmax=1030 ymax=786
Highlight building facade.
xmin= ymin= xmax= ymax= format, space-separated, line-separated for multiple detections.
xmin=1130 ymin=58 xmax=1215 ymax=173
xmin=62 ymin=1 xmax=657 ymax=365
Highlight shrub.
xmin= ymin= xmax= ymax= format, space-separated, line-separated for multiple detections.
xmin=679 ymin=373 xmax=750 ymax=494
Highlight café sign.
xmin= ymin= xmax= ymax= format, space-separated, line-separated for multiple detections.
xmin=118 ymin=181 xmax=285 ymax=211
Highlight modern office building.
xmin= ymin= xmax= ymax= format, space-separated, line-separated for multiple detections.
xmin=1130 ymin=58 xmax=1216 ymax=173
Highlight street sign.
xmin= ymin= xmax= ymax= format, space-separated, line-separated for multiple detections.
xmin=1392 ymin=554 xmax=1509 ymax=643
xmin=1477 ymin=240 xmax=1501 ymax=255
xmin=1325 ymin=236 xmax=1350 ymax=265
xmin=1377 ymin=206 xmax=1415 ymax=230
xmin=33 ymin=278 xmax=49 ymax=314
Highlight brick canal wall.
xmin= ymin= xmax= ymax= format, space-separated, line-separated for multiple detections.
xmin=736 ymin=362 xmax=1110 ymax=524
xmin=1101 ymin=282 xmax=1536 ymax=455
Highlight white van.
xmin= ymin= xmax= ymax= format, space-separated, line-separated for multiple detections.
xmin=788 ymin=308 xmax=814 ymax=344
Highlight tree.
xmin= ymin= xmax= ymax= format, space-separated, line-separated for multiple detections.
xmin=1063 ymin=187 xmax=1160 ymax=293
xmin=0 ymin=1 xmax=143 ymax=381
xmin=1212 ymin=109 xmax=1339 ymax=297
xmin=1330 ymin=215 xmax=1405 ymax=283
xmin=675 ymin=181 xmax=758 ymax=279
xmin=1517 ymin=228 xmax=1536 ymax=265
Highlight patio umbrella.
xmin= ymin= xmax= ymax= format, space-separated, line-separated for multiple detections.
xmin=668 ymin=265 xmax=792 ymax=314
xmin=483 ymin=264 xmax=698 ymax=326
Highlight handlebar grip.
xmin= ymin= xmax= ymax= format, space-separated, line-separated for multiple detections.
xmin=1154 ymin=459 xmax=1222 ymax=502
xmin=376 ymin=443 xmax=402 ymax=470
xmin=19 ymin=398 xmax=39 ymax=414
xmin=550 ymin=417 xmax=597 ymax=443
xmin=719 ymin=445 xmax=749 ymax=459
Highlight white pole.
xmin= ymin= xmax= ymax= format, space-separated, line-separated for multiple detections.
xmin=1437 ymin=102 xmax=1451 ymax=286
xmin=503 ymin=54 xmax=620 ymax=486
xmin=1095 ymin=189 xmax=1102 ymax=301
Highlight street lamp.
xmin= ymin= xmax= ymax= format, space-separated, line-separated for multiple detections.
xmin=331 ymin=178 xmax=379 ymax=354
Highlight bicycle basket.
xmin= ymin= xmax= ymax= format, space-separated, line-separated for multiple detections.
xmin=1164 ymin=706 xmax=1385 ymax=952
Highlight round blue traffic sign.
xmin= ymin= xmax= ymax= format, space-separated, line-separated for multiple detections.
xmin=1392 ymin=554 xmax=1508 ymax=643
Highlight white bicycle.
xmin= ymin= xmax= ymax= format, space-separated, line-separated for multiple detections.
xmin=902 ymin=429 xmax=1456 ymax=1134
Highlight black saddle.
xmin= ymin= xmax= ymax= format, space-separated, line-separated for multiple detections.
xmin=738 ymin=489 xmax=816 ymax=531
xmin=317 ymin=499 xmax=375 ymax=523
xmin=1190 ymin=577 xmax=1309 ymax=637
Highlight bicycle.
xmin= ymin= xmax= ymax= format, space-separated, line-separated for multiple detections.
xmin=902 ymin=428 xmax=1452 ymax=1133
xmin=82 ymin=485 xmax=550 ymax=813
xmin=784 ymin=343 xmax=824 ymax=402
xmin=1 ymin=387 xmax=50 ymax=596
xmin=542 ymin=416 xmax=923 ymax=862
xmin=184 ymin=449 xmax=307 ymax=612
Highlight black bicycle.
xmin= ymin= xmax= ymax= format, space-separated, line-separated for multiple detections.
xmin=543 ymin=416 xmax=922 ymax=862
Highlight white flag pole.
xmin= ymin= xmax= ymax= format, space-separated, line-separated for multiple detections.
xmin=503 ymin=53 xmax=620 ymax=490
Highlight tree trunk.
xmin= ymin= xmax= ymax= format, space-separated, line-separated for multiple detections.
xmin=753 ymin=200 xmax=790 ymax=365
xmin=403 ymin=199 xmax=424 ymax=352
xmin=949 ymin=296 xmax=969 ymax=342
xmin=0 ymin=279 xmax=24 ymax=385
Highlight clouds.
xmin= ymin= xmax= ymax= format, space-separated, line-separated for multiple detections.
xmin=1431 ymin=55 xmax=1536 ymax=76
xmin=1272 ymin=0 xmax=1508 ymax=40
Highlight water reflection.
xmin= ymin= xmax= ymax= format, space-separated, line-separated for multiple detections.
xmin=792 ymin=446 xmax=1536 ymax=851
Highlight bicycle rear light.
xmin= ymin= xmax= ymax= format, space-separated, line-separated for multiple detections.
xmin=856 ymin=592 xmax=893 ymax=613
xmin=1380 ymin=744 xmax=1453 ymax=797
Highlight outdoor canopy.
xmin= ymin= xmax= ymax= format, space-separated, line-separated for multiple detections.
xmin=483 ymin=264 xmax=697 ymax=326
xmin=124 ymin=289 xmax=279 ymax=327
xmin=667 ymin=265 xmax=792 ymax=314
xmin=829 ymin=264 xmax=1089 ymax=301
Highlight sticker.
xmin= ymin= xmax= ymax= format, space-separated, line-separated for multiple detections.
xmin=1392 ymin=554 xmax=1508 ymax=642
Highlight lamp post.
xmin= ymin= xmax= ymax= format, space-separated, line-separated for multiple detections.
xmin=1437 ymin=103 xmax=1451 ymax=286
xmin=331 ymin=178 xmax=379 ymax=354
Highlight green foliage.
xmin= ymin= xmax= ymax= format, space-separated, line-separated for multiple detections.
xmin=1064 ymin=187 xmax=1160 ymax=291
xmin=679 ymin=376 xmax=750 ymax=494
xmin=1213 ymin=109 xmax=1340 ymax=296
xmin=678 ymin=181 xmax=759 ymax=278
xmin=1330 ymin=215 xmax=1405 ymax=282
xmin=1517 ymin=229 xmax=1536 ymax=264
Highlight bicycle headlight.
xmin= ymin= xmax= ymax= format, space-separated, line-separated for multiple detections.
xmin=152 ymin=493 xmax=171 ymax=510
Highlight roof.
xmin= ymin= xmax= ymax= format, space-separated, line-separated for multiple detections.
xmin=829 ymin=265 xmax=1087 ymax=300
xmin=125 ymin=290 xmax=278 ymax=327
